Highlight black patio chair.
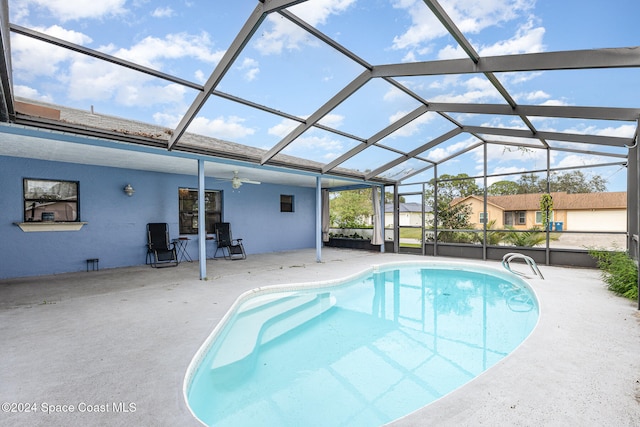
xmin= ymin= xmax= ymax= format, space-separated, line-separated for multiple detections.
xmin=213 ymin=222 xmax=246 ymax=260
xmin=147 ymin=223 xmax=178 ymax=267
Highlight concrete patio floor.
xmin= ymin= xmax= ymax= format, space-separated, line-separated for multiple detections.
xmin=1 ymin=248 xmax=639 ymax=427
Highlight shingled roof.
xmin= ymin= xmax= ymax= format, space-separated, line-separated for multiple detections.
xmin=453 ymin=192 xmax=627 ymax=210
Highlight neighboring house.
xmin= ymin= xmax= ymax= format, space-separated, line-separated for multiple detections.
xmin=450 ymin=192 xmax=627 ymax=232
xmin=384 ymin=202 xmax=432 ymax=227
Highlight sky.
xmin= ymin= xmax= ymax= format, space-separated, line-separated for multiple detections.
xmin=8 ymin=0 xmax=640 ymax=192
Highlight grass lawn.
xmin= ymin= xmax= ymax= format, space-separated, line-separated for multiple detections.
xmin=399 ymin=227 xmax=423 ymax=248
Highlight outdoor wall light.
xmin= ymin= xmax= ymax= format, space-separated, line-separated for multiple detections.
xmin=123 ymin=184 xmax=135 ymax=196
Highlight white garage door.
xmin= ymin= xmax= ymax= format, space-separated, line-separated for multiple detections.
xmin=567 ymin=209 xmax=626 ymax=231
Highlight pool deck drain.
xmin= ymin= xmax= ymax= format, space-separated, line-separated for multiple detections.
xmin=0 ymin=248 xmax=638 ymax=426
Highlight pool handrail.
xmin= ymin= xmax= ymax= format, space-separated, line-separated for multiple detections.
xmin=502 ymin=252 xmax=545 ymax=280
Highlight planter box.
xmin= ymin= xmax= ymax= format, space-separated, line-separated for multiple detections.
xmin=326 ymin=237 xmax=373 ymax=250
xmin=326 ymin=238 xmax=394 ymax=252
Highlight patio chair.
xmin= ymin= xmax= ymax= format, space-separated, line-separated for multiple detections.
xmin=147 ymin=223 xmax=178 ymax=267
xmin=213 ymin=222 xmax=246 ymax=260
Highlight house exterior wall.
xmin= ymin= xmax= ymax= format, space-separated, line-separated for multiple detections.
xmin=461 ymin=198 xmax=504 ymax=228
xmin=457 ymin=197 xmax=624 ymax=232
xmin=0 ymin=156 xmax=316 ymax=279
xmin=385 ymin=211 xmax=432 ymax=227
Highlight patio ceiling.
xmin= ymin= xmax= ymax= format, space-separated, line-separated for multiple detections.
xmin=0 ymin=0 xmax=638 ymax=189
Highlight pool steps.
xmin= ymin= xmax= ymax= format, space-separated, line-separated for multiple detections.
xmin=210 ymin=292 xmax=336 ymax=371
xmin=501 ymin=252 xmax=544 ymax=280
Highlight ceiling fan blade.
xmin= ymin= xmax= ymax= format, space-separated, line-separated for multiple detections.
xmin=240 ymin=179 xmax=261 ymax=185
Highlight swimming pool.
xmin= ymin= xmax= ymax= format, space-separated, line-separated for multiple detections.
xmin=184 ymin=261 xmax=539 ymax=426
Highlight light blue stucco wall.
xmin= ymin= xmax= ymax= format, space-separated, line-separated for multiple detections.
xmin=0 ymin=156 xmax=316 ymax=279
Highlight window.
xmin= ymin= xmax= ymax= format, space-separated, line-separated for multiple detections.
xmin=280 ymin=194 xmax=294 ymax=212
xmin=479 ymin=212 xmax=488 ymax=224
xmin=504 ymin=212 xmax=513 ymax=226
xmin=535 ymin=211 xmax=554 ymax=225
xmin=518 ymin=211 xmax=526 ymax=225
xmin=23 ymin=178 xmax=79 ymax=222
xmin=178 ymin=188 xmax=222 ymax=234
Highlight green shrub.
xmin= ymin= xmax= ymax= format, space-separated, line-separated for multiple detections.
xmin=588 ymin=248 xmax=638 ymax=301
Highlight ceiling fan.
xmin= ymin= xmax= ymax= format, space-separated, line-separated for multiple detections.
xmin=230 ymin=170 xmax=261 ymax=189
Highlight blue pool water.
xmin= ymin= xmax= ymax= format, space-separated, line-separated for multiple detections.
xmin=185 ymin=262 xmax=538 ymax=426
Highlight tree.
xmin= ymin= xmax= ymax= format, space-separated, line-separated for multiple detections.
xmin=487 ymin=180 xmax=520 ymax=196
xmin=384 ymin=191 xmax=405 ymax=204
xmin=550 ymin=170 xmax=607 ymax=193
xmin=489 ymin=171 xmax=608 ymax=196
xmin=425 ymin=173 xmax=482 ymax=202
xmin=516 ymin=173 xmax=546 ymax=193
xmin=424 ymin=173 xmax=479 ymax=242
xmin=330 ymin=189 xmax=373 ymax=228
xmin=434 ymin=202 xmax=474 ymax=242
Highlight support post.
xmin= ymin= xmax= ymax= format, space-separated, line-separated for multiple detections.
xmin=630 ymin=138 xmax=640 ymax=310
xmin=545 ymin=148 xmax=551 ymax=265
xmin=379 ymin=185 xmax=385 ymax=253
xmin=393 ymin=184 xmax=400 ymax=253
xmin=433 ymin=164 xmax=439 ymax=257
xmin=627 ymin=143 xmax=638 ymax=258
xmin=483 ymin=142 xmax=488 ymax=260
xmin=316 ymin=176 xmax=322 ymax=263
xmin=198 ymin=159 xmax=207 ymax=280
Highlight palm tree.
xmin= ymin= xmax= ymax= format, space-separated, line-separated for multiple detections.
xmin=472 ymin=219 xmax=507 ymax=245
xmin=504 ymin=226 xmax=558 ymax=247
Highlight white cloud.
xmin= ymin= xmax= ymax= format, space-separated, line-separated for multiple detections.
xmin=291 ymin=0 xmax=356 ymax=25
xmin=268 ymin=119 xmax=301 ymax=138
xmin=282 ymin=133 xmax=345 ymax=160
xmin=554 ymin=153 xmax=607 ymax=169
xmin=392 ymin=0 xmax=536 ymax=52
xmin=391 ymin=0 xmax=448 ymax=50
xmin=437 ymin=19 xmax=545 ymax=60
xmin=437 ymin=44 xmax=466 ymax=60
xmin=18 ymin=0 xmax=127 ymax=22
xmin=383 ymin=85 xmax=407 ymax=102
xmin=387 ymin=110 xmax=435 ymax=138
xmin=521 ymin=90 xmax=550 ymax=102
xmin=485 ymin=168 xmax=524 ymax=186
xmin=539 ymin=99 xmax=569 ymax=106
xmin=429 ymin=75 xmax=503 ymax=103
xmin=66 ymin=58 xmax=189 ymax=107
xmin=563 ymin=123 xmax=636 ymax=138
xmin=317 ymin=113 xmax=345 ymax=129
xmin=427 ymin=140 xmax=469 ymax=161
xmin=237 ymin=58 xmax=260 ymax=81
xmin=254 ymin=0 xmax=355 ymax=55
xmin=107 ymin=32 xmax=223 ymax=68
xmin=188 ymin=115 xmax=256 ymax=140
xmin=153 ymin=112 xmax=179 ymax=128
xmin=11 ymin=26 xmax=92 ymax=79
xmin=13 ymin=27 xmax=224 ymax=109
xmin=151 ymin=7 xmax=175 ymax=18
xmin=194 ymin=70 xmax=206 ymax=83
xmin=478 ymin=24 xmax=545 ymax=56
xmin=14 ymin=85 xmax=53 ymax=103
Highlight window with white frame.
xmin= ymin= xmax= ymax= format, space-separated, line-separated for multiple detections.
xmin=535 ymin=211 xmax=554 ymax=224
